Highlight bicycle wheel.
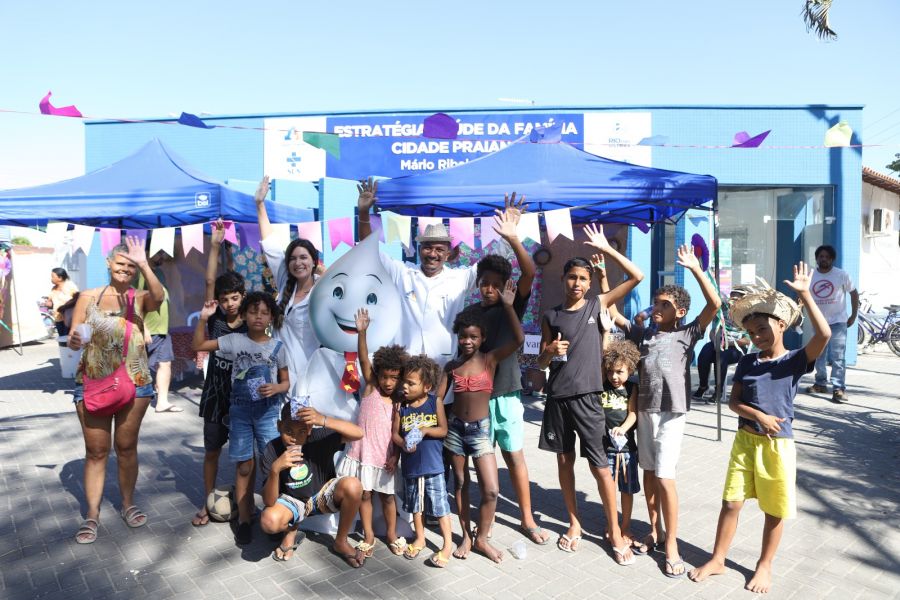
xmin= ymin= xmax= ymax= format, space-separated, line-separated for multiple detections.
xmin=857 ymin=324 xmax=867 ymax=347
xmin=887 ymin=324 xmax=900 ymax=357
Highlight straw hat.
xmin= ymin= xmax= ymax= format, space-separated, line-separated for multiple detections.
xmin=415 ymin=223 xmax=452 ymax=243
xmin=728 ymin=278 xmax=803 ymax=329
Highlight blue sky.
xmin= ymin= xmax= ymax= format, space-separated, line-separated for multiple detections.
xmin=1 ymin=0 xmax=898 ymax=188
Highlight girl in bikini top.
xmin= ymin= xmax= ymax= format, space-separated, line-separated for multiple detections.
xmin=452 ymin=369 xmax=494 ymax=394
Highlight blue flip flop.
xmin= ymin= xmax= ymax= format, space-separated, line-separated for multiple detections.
xmin=665 ymin=558 xmax=687 ymax=578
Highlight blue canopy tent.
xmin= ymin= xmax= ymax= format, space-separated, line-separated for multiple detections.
xmin=0 ymin=138 xmax=314 ymax=228
xmin=375 ymin=137 xmax=717 ymax=227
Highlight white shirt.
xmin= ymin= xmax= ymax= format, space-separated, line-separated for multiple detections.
xmin=261 ymin=235 xmax=321 ymax=396
xmin=379 ymin=250 xmax=478 ymax=367
xmin=810 ymin=266 xmax=854 ymax=325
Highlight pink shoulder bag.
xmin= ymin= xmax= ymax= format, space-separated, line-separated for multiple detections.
xmin=84 ymin=288 xmax=137 ymax=415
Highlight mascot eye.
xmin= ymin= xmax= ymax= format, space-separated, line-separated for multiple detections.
xmin=366 ymin=293 xmax=377 ymax=305
xmin=332 ymin=286 xmax=344 ymax=300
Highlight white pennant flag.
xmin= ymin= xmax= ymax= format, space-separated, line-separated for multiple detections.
xmin=71 ymin=224 xmax=95 ymax=256
xmin=516 ymin=212 xmax=541 ymax=244
xmin=148 ymin=227 xmax=176 ymax=259
xmin=544 ymin=208 xmax=574 ymax=244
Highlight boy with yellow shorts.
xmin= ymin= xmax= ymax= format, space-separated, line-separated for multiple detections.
xmin=689 ymin=262 xmax=832 ymax=594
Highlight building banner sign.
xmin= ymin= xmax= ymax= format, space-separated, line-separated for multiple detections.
xmin=264 ymin=112 xmax=650 ymax=182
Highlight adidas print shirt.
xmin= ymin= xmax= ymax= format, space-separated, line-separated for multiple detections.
xmin=543 ymin=296 xmax=604 ymax=399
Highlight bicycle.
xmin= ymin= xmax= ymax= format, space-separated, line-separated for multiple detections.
xmin=856 ymin=303 xmax=900 ymax=357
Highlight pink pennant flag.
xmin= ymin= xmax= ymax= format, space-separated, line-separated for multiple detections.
xmin=328 ymin=217 xmax=354 ymax=250
xmin=125 ymin=229 xmax=147 ymax=247
xmin=370 ymin=213 xmax=385 ymax=242
xmin=417 ymin=216 xmax=442 ymax=236
xmin=479 ymin=217 xmax=501 ymax=249
xmin=221 ymin=221 xmax=239 ymax=245
xmin=39 ymin=91 xmax=83 ymax=118
xmin=516 ymin=212 xmax=541 ymax=244
xmin=181 ymin=223 xmax=205 ymax=257
xmin=72 ymin=224 xmax=95 ymax=255
xmin=98 ymin=228 xmax=122 ymax=256
xmin=238 ymin=223 xmax=261 ymax=251
xmin=544 ymin=208 xmax=574 ymax=244
xmin=448 ymin=217 xmax=474 ymax=249
xmin=296 ymin=221 xmax=323 ymax=252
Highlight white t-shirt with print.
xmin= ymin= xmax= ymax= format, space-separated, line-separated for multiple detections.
xmin=810 ymin=266 xmax=854 ymax=325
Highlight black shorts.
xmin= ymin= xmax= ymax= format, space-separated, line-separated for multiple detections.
xmin=203 ymin=420 xmax=229 ymax=452
xmin=147 ymin=334 xmax=174 ymax=370
xmin=538 ymin=392 xmax=607 ymax=467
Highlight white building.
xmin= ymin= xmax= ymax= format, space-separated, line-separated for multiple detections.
xmin=860 ymin=168 xmax=900 ymax=306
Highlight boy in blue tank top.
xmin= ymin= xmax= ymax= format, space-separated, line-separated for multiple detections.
xmin=689 ymin=262 xmax=831 ymax=594
xmin=391 ymin=354 xmax=452 ymax=568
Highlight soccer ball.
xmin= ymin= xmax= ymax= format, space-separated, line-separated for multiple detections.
xmin=206 ymin=485 xmax=238 ymax=522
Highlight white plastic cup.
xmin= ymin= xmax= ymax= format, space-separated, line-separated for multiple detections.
xmin=75 ymin=323 xmax=92 ymax=345
xmin=509 ymin=539 xmax=527 ymax=560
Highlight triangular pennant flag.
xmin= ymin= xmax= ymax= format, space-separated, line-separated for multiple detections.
xmin=125 ymin=229 xmax=148 ymax=247
xmin=824 ymin=121 xmax=853 ymax=147
xmin=384 ymin=212 xmax=412 ymax=248
xmin=148 ymin=227 xmax=176 ymax=258
xmin=181 ymin=223 xmax=205 ymax=257
xmin=448 ymin=218 xmax=474 ymax=249
xmin=633 ymin=222 xmax=651 ymax=234
xmin=38 ymin=91 xmax=82 ymax=118
xmin=544 ymin=208 xmax=574 ymax=244
xmin=370 ymin=213 xmax=385 ymax=243
xmin=177 ymin=112 xmax=215 ymax=129
xmin=98 ymin=228 xmax=122 ymax=256
xmin=328 ymin=217 xmax=354 ymax=250
xmin=731 ymin=130 xmax=771 ymax=148
xmin=45 ymin=222 xmax=69 ymax=248
xmin=72 ymin=225 xmax=95 ymax=255
xmin=296 ymin=221 xmax=323 ymax=252
xmin=423 ymin=113 xmax=459 ymax=140
xmin=238 ymin=223 xmax=261 ymax=251
xmin=479 ymin=217 xmax=501 ymax=249
xmin=221 ymin=221 xmax=239 ymax=245
xmin=637 ymin=135 xmax=670 ymax=146
xmin=516 ymin=212 xmax=541 ymax=243
xmin=268 ymin=223 xmax=291 ymax=251
xmin=302 ymin=132 xmax=341 ymax=159
xmin=417 ymin=217 xmax=442 ymax=236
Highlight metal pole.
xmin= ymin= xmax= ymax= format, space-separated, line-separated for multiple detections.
xmin=712 ymin=195 xmax=722 ymax=441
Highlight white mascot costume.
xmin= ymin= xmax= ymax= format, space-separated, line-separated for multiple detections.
xmin=295 ymin=234 xmax=412 ymax=536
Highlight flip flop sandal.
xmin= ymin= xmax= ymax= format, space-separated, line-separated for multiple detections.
xmin=155 ymin=405 xmax=184 ymax=413
xmin=665 ymin=559 xmax=687 ymax=579
xmin=356 ymin=541 xmax=375 ymax=558
xmin=191 ymin=510 xmax=209 ymax=527
xmin=427 ymin=551 xmax=450 ymax=568
xmin=75 ymin=518 xmax=99 ymax=544
xmin=330 ymin=546 xmax=364 ymax=568
xmin=388 ymin=537 xmax=407 ymax=556
xmin=272 ymin=542 xmax=301 ymax=562
xmin=520 ymin=525 xmax=551 ymax=545
xmin=632 ymin=534 xmax=662 ymax=555
xmin=120 ymin=505 xmax=147 ymax=528
xmin=612 ymin=545 xmax=636 ymax=566
xmin=557 ymin=534 xmax=581 ymax=553
xmin=403 ymin=544 xmax=425 ymax=560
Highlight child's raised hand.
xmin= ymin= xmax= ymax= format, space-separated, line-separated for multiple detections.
xmin=757 ymin=413 xmax=785 ymax=436
xmin=599 ymin=308 xmax=613 ymax=332
xmin=199 ymin=299 xmax=218 ymax=320
xmin=590 ymin=253 xmax=606 ymax=273
xmin=211 ymin=219 xmax=226 ymax=246
xmin=355 ymin=308 xmax=370 ymax=332
xmin=298 ymin=406 xmax=324 ymax=428
xmin=582 ymin=223 xmax=611 ymax=253
xmin=254 ymin=175 xmax=270 ymax=205
xmin=676 ymin=244 xmax=701 ymax=272
xmin=784 ymin=261 xmax=812 ymax=294
xmin=500 ymin=279 xmax=516 ymax=306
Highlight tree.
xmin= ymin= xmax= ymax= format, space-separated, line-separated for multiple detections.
xmin=803 ymin=0 xmax=836 ymax=40
xmin=888 ymin=154 xmax=900 ymax=176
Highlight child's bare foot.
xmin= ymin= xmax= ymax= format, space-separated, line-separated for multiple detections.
xmin=746 ymin=562 xmax=773 ymax=593
xmin=473 ymin=535 xmax=503 ymax=563
xmin=688 ymin=558 xmax=726 ymax=582
xmin=453 ymin=532 xmax=472 ymax=559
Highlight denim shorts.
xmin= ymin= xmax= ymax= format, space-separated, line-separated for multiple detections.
xmin=607 ymin=451 xmax=641 ymax=494
xmin=403 ymin=472 xmax=450 ymax=518
xmin=228 ymin=401 xmax=280 ymax=462
xmin=72 ymin=382 xmax=155 ymax=404
xmin=276 ymin=477 xmax=344 ymax=527
xmin=443 ymin=415 xmax=493 ymax=458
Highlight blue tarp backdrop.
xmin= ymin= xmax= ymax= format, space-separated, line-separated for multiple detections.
xmin=375 ymin=137 xmax=718 ymax=226
xmin=0 ymin=139 xmax=314 ymax=228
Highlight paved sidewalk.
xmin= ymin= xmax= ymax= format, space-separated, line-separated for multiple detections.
xmin=0 ymin=340 xmax=898 ymax=600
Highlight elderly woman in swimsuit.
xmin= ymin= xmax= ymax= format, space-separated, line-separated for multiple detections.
xmin=436 ymin=279 xmax=524 ymax=563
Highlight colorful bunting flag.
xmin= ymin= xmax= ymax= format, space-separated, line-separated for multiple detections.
xmin=221 ymin=221 xmax=239 ymax=245
xmin=417 ymin=217 xmax=442 ymax=236
xmin=125 ymin=229 xmax=148 ymax=247
xmin=328 ymin=217 xmax=354 ymax=250
xmin=732 ymin=130 xmax=771 ymax=148
xmin=690 ymin=233 xmax=710 ymax=272
xmin=303 ymin=132 xmax=341 ymax=159
xmin=637 ymin=135 xmax=670 ymax=146
xmin=268 ymin=223 xmax=291 ymax=251
xmin=98 ymin=228 xmax=122 ymax=256
xmin=824 ymin=121 xmax=853 ymax=147
xmin=71 ymin=225 xmax=94 ymax=255
xmin=238 ymin=223 xmax=261 ymax=251
xmin=479 ymin=217 xmax=501 ymax=249
xmin=149 ymin=227 xmax=175 ymax=258
xmin=448 ymin=217 xmax=475 ymax=249
xmin=45 ymin=222 xmax=69 ymax=248
xmin=516 ymin=212 xmax=541 ymax=243
xmin=181 ymin=223 xmax=205 ymax=257
xmin=296 ymin=221 xmax=323 ymax=252
xmin=384 ymin=212 xmax=412 ymax=248
xmin=177 ymin=112 xmax=215 ymax=129
xmin=544 ymin=208 xmax=574 ymax=244
xmin=369 ymin=213 xmax=385 ymax=243
xmin=423 ymin=113 xmax=459 ymax=140
xmin=38 ymin=91 xmax=82 ymax=118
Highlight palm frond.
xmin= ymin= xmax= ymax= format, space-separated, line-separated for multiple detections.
xmin=802 ymin=0 xmax=837 ymax=40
